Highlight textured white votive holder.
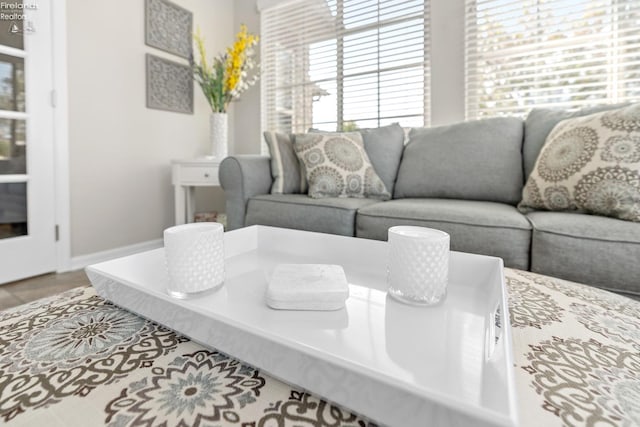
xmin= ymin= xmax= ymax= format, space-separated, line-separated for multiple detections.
xmin=164 ymin=222 xmax=224 ymax=299
xmin=387 ymin=226 xmax=450 ymax=306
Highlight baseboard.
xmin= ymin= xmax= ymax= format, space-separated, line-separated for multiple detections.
xmin=68 ymin=239 xmax=163 ymax=271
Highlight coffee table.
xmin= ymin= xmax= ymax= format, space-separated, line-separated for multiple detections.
xmin=86 ymin=225 xmax=518 ymax=427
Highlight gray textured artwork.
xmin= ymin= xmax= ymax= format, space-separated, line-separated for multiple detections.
xmin=146 ymin=54 xmax=193 ymax=114
xmin=145 ymin=0 xmax=192 ymax=59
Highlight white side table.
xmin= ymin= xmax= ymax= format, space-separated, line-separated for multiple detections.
xmin=171 ymin=158 xmax=221 ymax=225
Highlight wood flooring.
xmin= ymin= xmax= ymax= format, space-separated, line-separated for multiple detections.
xmin=0 ymin=270 xmax=91 ymax=311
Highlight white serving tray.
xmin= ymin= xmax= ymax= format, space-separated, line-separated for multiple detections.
xmin=86 ymin=225 xmax=518 ymax=427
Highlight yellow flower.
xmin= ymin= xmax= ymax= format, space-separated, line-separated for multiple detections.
xmin=193 ymin=24 xmax=259 ymax=112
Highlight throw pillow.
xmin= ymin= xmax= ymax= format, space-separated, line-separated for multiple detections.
xmin=310 ymin=124 xmax=406 ymax=194
xmin=294 ymin=132 xmax=391 ymax=200
xmin=358 ymin=123 xmax=405 ymax=195
xmin=263 ymin=131 xmax=307 ymax=194
xmin=523 ymin=103 xmax=629 ymax=179
xmin=519 ymin=104 xmax=640 ymax=222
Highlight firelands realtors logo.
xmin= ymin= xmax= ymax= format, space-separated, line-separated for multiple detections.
xmin=0 ymin=1 xmax=37 ymax=35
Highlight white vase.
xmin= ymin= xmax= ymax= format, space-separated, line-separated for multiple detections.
xmin=209 ymin=112 xmax=228 ymax=159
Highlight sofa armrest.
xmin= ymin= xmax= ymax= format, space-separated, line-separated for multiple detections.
xmin=219 ymin=155 xmax=272 ymax=230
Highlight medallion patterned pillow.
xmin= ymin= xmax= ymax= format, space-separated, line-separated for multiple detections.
xmin=293 ymin=132 xmax=391 ymax=200
xmin=519 ymin=104 xmax=640 ymax=222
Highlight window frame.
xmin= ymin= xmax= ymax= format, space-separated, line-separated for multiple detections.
xmin=261 ymin=0 xmax=430 ymax=135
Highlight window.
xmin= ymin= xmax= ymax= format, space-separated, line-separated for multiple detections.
xmin=465 ymin=0 xmax=640 ymax=119
xmin=261 ymin=0 xmax=430 ymax=134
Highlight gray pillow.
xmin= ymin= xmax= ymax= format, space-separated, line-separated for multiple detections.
xmin=263 ymin=131 xmax=307 ymax=194
xmin=394 ymin=117 xmax=524 ymax=205
xmin=523 ymin=103 xmax=629 ymax=180
xmin=359 ymin=123 xmax=405 ymax=194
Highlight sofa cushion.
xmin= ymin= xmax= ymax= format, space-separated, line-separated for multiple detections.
xmin=294 ymin=132 xmax=390 ymax=200
xmin=520 ymin=104 xmax=640 ymax=222
xmin=359 ymin=123 xmax=405 ymax=194
xmin=263 ymin=132 xmax=306 ymax=194
xmin=523 ymin=103 xmax=628 ymax=179
xmin=356 ymin=199 xmax=531 ymax=269
xmin=527 ymin=211 xmax=640 ymax=296
xmin=245 ymin=194 xmax=381 ymax=236
xmin=394 ymin=117 xmax=524 ymax=205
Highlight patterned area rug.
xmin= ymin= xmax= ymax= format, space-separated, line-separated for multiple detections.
xmin=0 ymin=268 xmax=639 ymax=426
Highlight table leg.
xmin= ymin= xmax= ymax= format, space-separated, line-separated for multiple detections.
xmin=186 ymin=186 xmax=196 ymax=223
xmin=174 ymin=185 xmax=186 ymax=225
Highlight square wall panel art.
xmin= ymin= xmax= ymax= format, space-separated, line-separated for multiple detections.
xmin=145 ymin=0 xmax=192 ymax=59
xmin=146 ymin=54 xmax=193 ymax=114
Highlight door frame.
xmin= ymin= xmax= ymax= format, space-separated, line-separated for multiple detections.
xmin=52 ymin=0 xmax=71 ymax=272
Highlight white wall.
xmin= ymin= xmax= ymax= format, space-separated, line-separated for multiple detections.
xmin=430 ymin=0 xmax=465 ymax=126
xmin=67 ymin=0 xmax=233 ymax=256
xmin=233 ymin=0 xmax=263 ymax=154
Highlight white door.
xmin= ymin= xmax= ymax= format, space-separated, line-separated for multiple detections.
xmin=0 ymin=2 xmax=56 ymax=284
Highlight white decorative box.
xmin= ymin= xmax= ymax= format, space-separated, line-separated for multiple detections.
xmin=86 ymin=225 xmax=517 ymax=427
xmin=266 ymin=264 xmax=349 ymax=310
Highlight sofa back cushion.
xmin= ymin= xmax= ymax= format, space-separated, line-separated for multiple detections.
xmin=358 ymin=123 xmax=405 ymax=194
xmin=523 ymin=103 xmax=628 ymax=180
xmin=394 ymin=117 xmax=524 ymax=205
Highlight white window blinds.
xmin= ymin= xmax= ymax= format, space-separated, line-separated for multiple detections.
xmin=261 ymin=0 xmax=430 ymax=134
xmin=465 ymin=0 xmax=640 ymax=119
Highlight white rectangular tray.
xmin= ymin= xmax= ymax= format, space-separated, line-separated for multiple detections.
xmin=86 ymin=225 xmax=518 ymax=427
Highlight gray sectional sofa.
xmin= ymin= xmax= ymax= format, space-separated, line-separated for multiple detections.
xmin=220 ymin=106 xmax=640 ymax=298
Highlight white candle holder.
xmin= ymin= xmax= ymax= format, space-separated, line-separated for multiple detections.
xmin=164 ymin=222 xmax=225 ymax=299
xmin=387 ymin=226 xmax=450 ymax=306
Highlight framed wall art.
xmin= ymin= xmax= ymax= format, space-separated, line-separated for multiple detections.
xmin=146 ymin=54 xmax=193 ymax=114
xmin=145 ymin=0 xmax=192 ymax=59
